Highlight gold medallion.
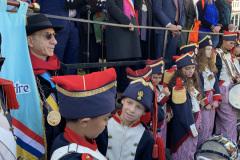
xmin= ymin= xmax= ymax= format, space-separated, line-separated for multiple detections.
xmin=208 ymin=74 xmax=214 ymax=80
xmin=47 ymin=111 xmax=61 ymax=126
xmin=197 ymin=93 xmax=202 ymax=101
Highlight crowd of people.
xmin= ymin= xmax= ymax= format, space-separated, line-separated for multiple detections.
xmin=1 ymin=0 xmax=240 ymax=160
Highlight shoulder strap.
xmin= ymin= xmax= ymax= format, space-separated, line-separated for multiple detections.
xmin=219 ymin=50 xmax=235 ymax=80
xmin=51 ymin=143 xmax=107 ymax=160
xmin=232 ymin=58 xmax=240 ymax=77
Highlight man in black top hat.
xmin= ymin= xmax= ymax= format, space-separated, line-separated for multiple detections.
xmin=26 ymin=13 xmax=68 ymax=159
xmin=36 ymin=0 xmax=81 ymax=75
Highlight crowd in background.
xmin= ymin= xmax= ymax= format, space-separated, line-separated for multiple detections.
xmin=2 ymin=0 xmax=240 ymax=159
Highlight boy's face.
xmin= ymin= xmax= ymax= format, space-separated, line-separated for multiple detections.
xmin=152 ymin=73 xmax=163 ymax=85
xmin=120 ymin=97 xmax=146 ymax=126
xmin=85 ymin=113 xmax=111 ymax=139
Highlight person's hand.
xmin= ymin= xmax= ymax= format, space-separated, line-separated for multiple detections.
xmin=172 ymin=32 xmax=180 ymax=37
xmin=165 ymin=112 xmax=172 ymax=123
xmin=212 ymin=26 xmax=221 ymax=33
xmin=162 ymin=87 xmax=171 ymax=97
xmin=212 ymin=101 xmax=219 ymax=109
xmin=205 ymin=104 xmax=212 ymax=110
xmin=228 ymin=24 xmax=236 ymax=31
xmin=176 ymin=25 xmax=182 ymax=31
xmin=101 ymin=25 xmax=106 ymax=32
xmin=129 ymin=22 xmax=134 ymax=31
xmin=168 ymin=24 xmax=178 ymax=33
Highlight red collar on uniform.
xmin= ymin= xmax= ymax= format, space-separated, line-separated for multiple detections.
xmin=64 ymin=126 xmax=98 ymax=151
xmin=113 ymin=110 xmax=140 ymax=127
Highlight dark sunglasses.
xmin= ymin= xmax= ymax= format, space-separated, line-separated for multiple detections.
xmin=43 ymin=32 xmax=58 ymax=40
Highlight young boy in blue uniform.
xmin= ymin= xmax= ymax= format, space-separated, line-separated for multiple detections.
xmin=96 ymin=76 xmax=165 ymax=160
xmin=146 ymin=57 xmax=171 ymax=148
xmin=49 ymin=68 xmax=117 ymax=160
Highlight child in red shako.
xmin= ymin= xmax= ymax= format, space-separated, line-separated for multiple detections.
xmin=96 ymin=77 xmax=165 ymax=160
xmin=146 ymin=57 xmax=171 ymax=148
xmin=50 ymin=68 xmax=117 ymax=160
xmin=168 ymin=52 xmax=203 ymax=160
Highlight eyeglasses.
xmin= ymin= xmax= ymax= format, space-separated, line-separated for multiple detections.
xmin=42 ymin=32 xmax=58 ymax=40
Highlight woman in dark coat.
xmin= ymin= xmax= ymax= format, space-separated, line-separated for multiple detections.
xmin=106 ymin=0 xmax=142 ymax=93
xmin=105 ymin=0 xmax=141 ymax=60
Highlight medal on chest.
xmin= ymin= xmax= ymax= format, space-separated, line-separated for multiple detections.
xmin=47 ymin=110 xmax=61 ymax=126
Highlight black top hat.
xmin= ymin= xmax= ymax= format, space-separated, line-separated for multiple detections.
xmin=26 ymin=14 xmax=65 ymax=36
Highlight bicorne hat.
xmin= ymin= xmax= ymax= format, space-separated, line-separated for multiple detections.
xmin=199 ymin=35 xmax=212 ymax=49
xmin=179 ymin=43 xmax=199 ymax=55
xmin=146 ymin=57 xmax=164 ymax=74
xmin=173 ymin=51 xmax=196 ymax=69
xmin=122 ymin=77 xmax=154 ymax=112
xmin=126 ymin=66 xmax=152 ymax=82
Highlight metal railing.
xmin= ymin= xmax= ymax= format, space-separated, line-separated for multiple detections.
xmin=24 ymin=13 xmax=225 ymax=70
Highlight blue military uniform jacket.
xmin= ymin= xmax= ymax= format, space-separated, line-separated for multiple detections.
xmin=170 ymin=79 xmax=205 ymax=153
xmin=50 ymin=126 xmax=105 ymax=160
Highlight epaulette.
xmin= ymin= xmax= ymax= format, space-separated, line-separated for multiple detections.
xmin=81 ymin=153 xmax=93 ymax=160
xmin=172 ymin=77 xmax=186 ymax=104
xmin=163 ymin=66 xmax=177 ymax=84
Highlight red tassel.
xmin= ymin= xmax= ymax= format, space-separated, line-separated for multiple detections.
xmin=157 ymin=137 xmax=166 ymax=160
xmin=0 ymin=78 xmax=19 ymax=110
xmin=152 ymin=144 xmax=158 ymax=158
xmin=3 ymin=84 xmax=19 ymax=110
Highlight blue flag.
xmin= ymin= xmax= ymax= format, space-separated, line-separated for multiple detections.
xmin=0 ymin=0 xmax=45 ymax=159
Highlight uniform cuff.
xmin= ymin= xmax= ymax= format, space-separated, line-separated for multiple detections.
xmin=213 ymin=94 xmax=222 ymax=101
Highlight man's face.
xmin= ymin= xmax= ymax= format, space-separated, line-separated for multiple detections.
xmin=27 ymin=28 xmax=57 ymax=60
